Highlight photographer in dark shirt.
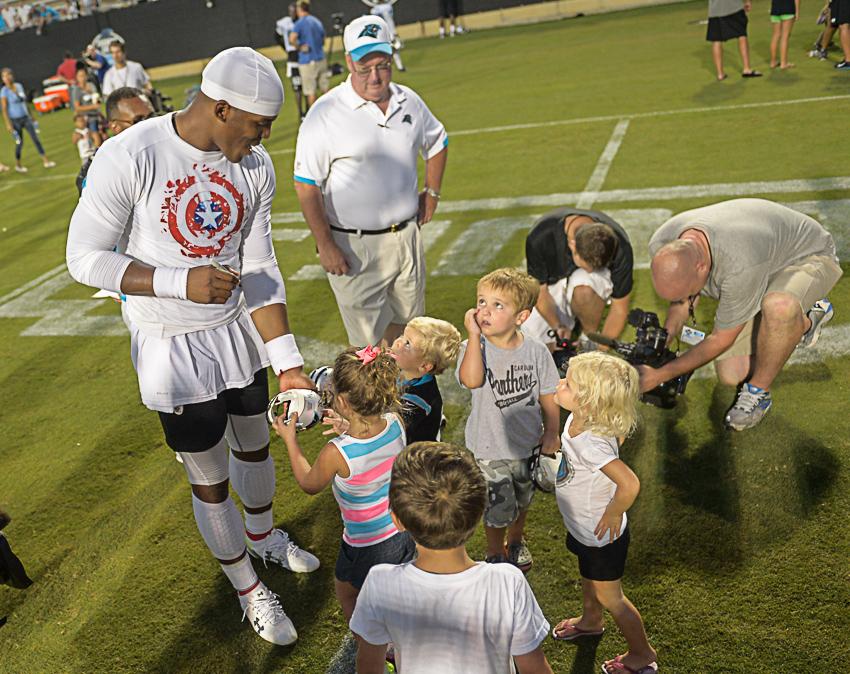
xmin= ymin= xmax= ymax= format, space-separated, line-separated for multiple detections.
xmin=523 ymin=207 xmax=634 ymax=347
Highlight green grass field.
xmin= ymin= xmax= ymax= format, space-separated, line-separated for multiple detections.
xmin=2 ymin=2 xmax=850 ymax=672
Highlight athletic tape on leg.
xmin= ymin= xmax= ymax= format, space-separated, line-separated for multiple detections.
xmin=191 ymin=494 xmax=246 ymax=561
xmin=178 ymin=436 xmax=229 ymax=486
xmin=229 ymin=453 xmax=276 ymax=509
xmin=225 ymin=413 xmax=270 ymax=452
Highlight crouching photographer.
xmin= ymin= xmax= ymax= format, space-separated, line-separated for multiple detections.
xmin=644 ymin=199 xmax=842 ymax=431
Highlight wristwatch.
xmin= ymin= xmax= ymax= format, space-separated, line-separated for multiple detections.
xmin=424 ymin=187 xmax=441 ymax=200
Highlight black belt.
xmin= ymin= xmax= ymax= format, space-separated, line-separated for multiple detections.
xmin=329 ymin=219 xmax=413 ymax=235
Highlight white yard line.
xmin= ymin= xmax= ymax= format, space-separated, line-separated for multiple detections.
xmin=576 ymin=119 xmax=630 ymax=209
xmin=267 ymin=147 xmax=295 ymax=156
xmin=451 ymin=94 xmax=850 ymax=138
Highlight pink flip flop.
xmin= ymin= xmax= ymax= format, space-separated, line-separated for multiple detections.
xmin=601 ymin=654 xmax=658 ymax=674
xmin=552 ymin=618 xmax=605 ymax=641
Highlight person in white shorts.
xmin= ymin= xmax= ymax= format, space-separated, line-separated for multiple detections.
xmin=523 ymin=207 xmax=634 ymax=348
xmin=66 ymin=47 xmax=320 ymax=646
xmin=293 ymin=14 xmax=448 ymax=347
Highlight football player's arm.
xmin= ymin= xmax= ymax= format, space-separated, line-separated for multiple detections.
xmin=66 ymin=145 xmax=236 ymax=303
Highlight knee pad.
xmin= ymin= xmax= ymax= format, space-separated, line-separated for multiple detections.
xmin=178 ymin=436 xmax=229 ymax=486
xmin=191 ymin=495 xmax=246 ymax=560
xmin=225 ymin=413 xmax=270 ymax=453
xmin=229 ymin=453 xmax=276 ymax=509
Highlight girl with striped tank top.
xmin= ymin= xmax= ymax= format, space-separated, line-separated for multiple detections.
xmin=273 ymin=346 xmax=416 ymax=619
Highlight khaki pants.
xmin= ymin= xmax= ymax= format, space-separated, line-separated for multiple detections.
xmin=718 ymin=253 xmax=843 ymax=360
xmin=299 ymin=58 xmax=329 ymax=97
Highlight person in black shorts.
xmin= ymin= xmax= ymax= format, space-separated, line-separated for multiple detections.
xmin=769 ymin=0 xmax=799 ymax=69
xmin=439 ymin=0 xmax=465 ymax=38
xmin=832 ymin=0 xmax=850 ymax=68
xmin=707 ymin=0 xmax=762 ymax=80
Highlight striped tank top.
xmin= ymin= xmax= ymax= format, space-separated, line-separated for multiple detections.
xmin=331 ymin=413 xmax=407 ymax=547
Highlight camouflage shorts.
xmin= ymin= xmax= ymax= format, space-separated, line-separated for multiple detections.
xmin=477 ymin=458 xmax=535 ymax=528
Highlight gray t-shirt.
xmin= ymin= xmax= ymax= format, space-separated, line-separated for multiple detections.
xmin=708 ymin=0 xmax=744 ymax=18
xmin=649 ymin=199 xmax=837 ymax=330
xmin=456 ymin=335 xmax=560 ymax=461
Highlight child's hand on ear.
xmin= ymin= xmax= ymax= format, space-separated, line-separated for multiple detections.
xmin=463 ymin=308 xmax=481 ymax=337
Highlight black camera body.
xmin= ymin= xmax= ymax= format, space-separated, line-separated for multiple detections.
xmin=590 ymin=309 xmax=692 ymax=408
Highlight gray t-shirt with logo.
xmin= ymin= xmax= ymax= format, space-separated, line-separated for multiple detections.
xmin=456 ymin=335 xmax=560 ymax=461
xmin=708 ymin=0 xmax=744 ymax=18
xmin=648 ymin=199 xmax=837 ymax=330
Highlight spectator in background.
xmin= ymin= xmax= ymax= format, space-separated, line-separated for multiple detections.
xmin=0 ymin=6 xmax=15 ymax=33
xmin=1 ymin=68 xmax=56 ymax=173
xmin=438 ymin=0 xmax=466 ymax=38
xmin=768 ymin=0 xmax=799 ymax=69
xmin=70 ymin=68 xmax=104 ymax=148
xmin=276 ymin=3 xmax=303 ymax=115
xmin=707 ymin=0 xmax=762 ymax=80
xmin=65 ymin=0 xmax=80 ymax=20
xmin=72 ymin=112 xmax=97 ymax=163
xmin=79 ymin=0 xmax=99 ymax=16
xmin=56 ymin=50 xmax=81 ymax=85
xmin=34 ymin=3 xmax=60 ymax=35
xmin=291 ymin=1 xmax=329 ymax=108
xmin=833 ymin=0 xmax=850 ymax=68
xmin=102 ymin=41 xmax=151 ymax=96
xmin=82 ymin=43 xmax=110 ymax=92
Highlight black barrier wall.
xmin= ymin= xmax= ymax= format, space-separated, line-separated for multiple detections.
xmin=1 ymin=0 xmax=538 ymax=92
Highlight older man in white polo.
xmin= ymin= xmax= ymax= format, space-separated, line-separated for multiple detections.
xmin=293 ymin=15 xmax=448 ymax=347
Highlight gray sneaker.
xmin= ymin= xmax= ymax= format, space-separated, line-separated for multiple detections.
xmin=506 ymin=540 xmax=533 ymax=572
xmin=725 ymin=383 xmax=772 ymax=431
xmin=799 ymin=299 xmax=833 ymax=349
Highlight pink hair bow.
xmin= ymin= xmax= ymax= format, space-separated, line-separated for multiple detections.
xmin=356 ymin=345 xmax=380 ymax=364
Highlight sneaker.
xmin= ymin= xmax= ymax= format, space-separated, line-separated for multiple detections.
xmin=0 ymin=533 xmax=33 ymax=589
xmin=506 ymin=540 xmax=533 ymax=572
xmin=484 ymin=553 xmax=509 ymax=564
xmin=247 ymin=528 xmax=320 ymax=573
xmin=725 ymin=383 xmax=772 ymax=431
xmin=14 ymin=166 xmax=27 ymax=173
xmin=799 ymin=299 xmax=833 ymax=348
xmin=42 ymin=160 xmax=56 ymax=169
xmin=239 ymin=582 xmax=297 ymax=646
xmin=836 ymin=61 xmax=850 ymax=70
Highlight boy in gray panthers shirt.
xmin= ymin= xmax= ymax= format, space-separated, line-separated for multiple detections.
xmin=457 ymin=268 xmax=560 ymax=571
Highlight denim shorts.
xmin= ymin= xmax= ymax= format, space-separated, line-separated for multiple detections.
xmin=335 ymin=531 xmax=416 ymax=590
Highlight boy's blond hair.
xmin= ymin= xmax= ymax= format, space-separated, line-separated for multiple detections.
xmin=568 ymin=352 xmax=640 ymax=437
xmin=407 ymin=317 xmax=462 ymax=375
xmin=389 ymin=441 xmax=486 ymax=550
xmin=477 ymin=267 xmax=540 ymax=313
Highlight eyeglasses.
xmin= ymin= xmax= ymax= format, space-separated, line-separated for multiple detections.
xmin=353 ymin=62 xmax=392 ymax=77
xmin=111 ymin=112 xmax=156 ymax=126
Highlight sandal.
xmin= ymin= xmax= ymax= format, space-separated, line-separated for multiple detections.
xmin=552 ymin=618 xmax=605 ymax=641
xmin=742 ymin=70 xmax=763 ymax=78
xmin=601 ymin=654 xmax=658 ymax=674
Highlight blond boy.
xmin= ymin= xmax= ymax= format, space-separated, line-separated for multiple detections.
xmin=456 ymin=268 xmax=561 ymax=570
xmin=350 ymin=441 xmax=553 ymax=674
xmin=390 ymin=316 xmax=461 ymax=443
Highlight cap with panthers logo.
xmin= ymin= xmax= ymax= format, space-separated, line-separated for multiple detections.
xmin=344 ymin=15 xmax=393 ymax=62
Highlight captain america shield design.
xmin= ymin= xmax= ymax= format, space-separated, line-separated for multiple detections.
xmin=162 ymin=167 xmax=245 ymax=257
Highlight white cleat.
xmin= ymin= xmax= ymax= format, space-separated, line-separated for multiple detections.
xmin=247 ymin=528 xmax=320 ymax=573
xmin=239 ymin=582 xmax=298 ymax=646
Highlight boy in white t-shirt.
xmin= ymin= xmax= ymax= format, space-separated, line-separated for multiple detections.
xmin=350 ymin=441 xmax=553 ymax=674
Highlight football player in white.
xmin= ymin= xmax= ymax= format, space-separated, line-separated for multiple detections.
xmin=67 ymin=47 xmax=319 ymax=646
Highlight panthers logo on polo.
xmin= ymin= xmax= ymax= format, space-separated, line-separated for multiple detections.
xmin=160 ymin=165 xmax=245 ymax=258
xmin=358 ymin=23 xmax=380 ymax=38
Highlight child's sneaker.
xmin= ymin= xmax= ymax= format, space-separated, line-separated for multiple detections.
xmin=835 ymin=60 xmax=850 ymax=70
xmin=239 ymin=582 xmax=297 ymax=645
xmin=725 ymin=383 xmax=772 ymax=431
xmin=507 ymin=540 xmax=533 ymax=572
xmin=247 ymin=528 xmax=320 ymax=573
xmin=799 ymin=299 xmax=833 ymax=348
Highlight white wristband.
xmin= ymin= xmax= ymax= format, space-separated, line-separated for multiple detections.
xmin=152 ymin=267 xmax=189 ymax=300
xmin=265 ymin=333 xmax=304 ymax=375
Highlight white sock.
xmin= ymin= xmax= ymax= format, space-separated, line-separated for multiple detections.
xmin=221 ymin=555 xmax=259 ymax=594
xmin=245 ymin=510 xmax=274 ymax=545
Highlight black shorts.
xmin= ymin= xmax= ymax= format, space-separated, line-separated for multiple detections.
xmin=706 ymin=9 xmax=749 ymax=41
xmin=335 ymin=532 xmax=416 ymax=590
xmin=157 ymin=369 xmax=269 ymax=453
xmin=440 ymin=0 xmax=460 ymax=18
xmin=566 ymin=526 xmax=630 ymax=582
xmin=831 ymin=0 xmax=850 ymax=26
